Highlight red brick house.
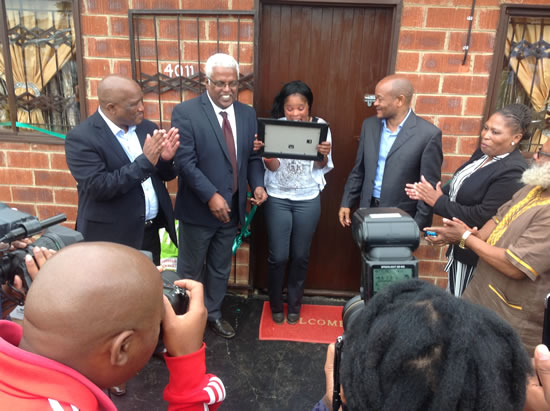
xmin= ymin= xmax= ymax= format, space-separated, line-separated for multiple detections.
xmin=0 ymin=0 xmax=548 ymax=294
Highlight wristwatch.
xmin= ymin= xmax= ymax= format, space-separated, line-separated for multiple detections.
xmin=459 ymin=230 xmax=472 ymax=249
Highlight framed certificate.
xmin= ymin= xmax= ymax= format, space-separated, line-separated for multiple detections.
xmin=257 ymin=118 xmax=329 ymax=161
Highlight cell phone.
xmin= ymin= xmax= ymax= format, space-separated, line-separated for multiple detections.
xmin=543 ymin=293 xmax=550 ymax=346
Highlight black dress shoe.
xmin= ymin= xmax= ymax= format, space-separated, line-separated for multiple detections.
xmin=272 ymin=312 xmax=284 ymax=324
xmin=109 ymin=383 xmax=127 ymax=396
xmin=287 ymin=313 xmax=300 ymax=325
xmin=208 ymin=318 xmax=236 ymax=339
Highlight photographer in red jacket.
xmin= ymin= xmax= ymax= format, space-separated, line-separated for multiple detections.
xmin=0 ymin=242 xmax=224 ymax=410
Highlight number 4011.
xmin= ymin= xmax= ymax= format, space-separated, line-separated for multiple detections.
xmin=163 ymin=64 xmax=195 ymax=78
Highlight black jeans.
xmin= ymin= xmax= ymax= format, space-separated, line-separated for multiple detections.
xmin=264 ymin=195 xmax=321 ymax=314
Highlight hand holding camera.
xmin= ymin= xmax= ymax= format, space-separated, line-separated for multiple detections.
xmin=2 ymin=243 xmax=56 ymax=318
xmin=162 ymin=279 xmax=208 ymax=357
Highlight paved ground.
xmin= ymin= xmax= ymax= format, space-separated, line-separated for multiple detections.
xmin=111 ymin=293 xmax=346 ymax=411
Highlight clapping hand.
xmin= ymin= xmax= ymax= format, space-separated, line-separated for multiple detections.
xmin=160 ymin=127 xmax=180 ymax=161
xmin=404 ymin=175 xmax=443 ymax=207
xmin=143 ymin=129 xmax=166 ymax=165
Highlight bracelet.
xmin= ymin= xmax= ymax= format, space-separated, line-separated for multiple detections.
xmin=459 ymin=230 xmax=472 ymax=249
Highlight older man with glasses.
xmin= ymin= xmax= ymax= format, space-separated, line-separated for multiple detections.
xmin=171 ymin=53 xmax=267 ymax=339
xmin=426 ymin=135 xmax=550 ymax=355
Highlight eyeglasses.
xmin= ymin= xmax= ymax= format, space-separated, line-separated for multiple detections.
xmin=536 ymin=146 xmax=550 ymax=159
xmin=208 ymin=78 xmax=239 ymax=88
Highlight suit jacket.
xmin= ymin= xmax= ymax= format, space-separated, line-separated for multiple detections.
xmin=64 ymin=112 xmax=177 ymax=248
xmin=434 ymin=147 xmax=527 ymax=266
xmin=340 ymin=111 xmax=443 ymax=229
xmin=172 ymin=93 xmax=265 ymax=227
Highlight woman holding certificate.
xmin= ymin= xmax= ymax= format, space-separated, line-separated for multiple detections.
xmin=255 ymin=80 xmax=333 ymax=324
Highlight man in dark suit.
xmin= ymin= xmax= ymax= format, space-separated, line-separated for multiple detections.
xmin=65 ymin=75 xmax=179 ymax=265
xmin=339 ymin=74 xmax=442 ymax=230
xmin=172 ymin=53 xmax=267 ymax=339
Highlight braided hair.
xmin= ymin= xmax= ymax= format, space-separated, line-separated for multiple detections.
xmin=341 ymin=279 xmax=532 ymax=411
xmin=496 ymin=103 xmax=533 ymax=140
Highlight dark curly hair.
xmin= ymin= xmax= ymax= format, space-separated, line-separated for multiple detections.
xmin=496 ymin=103 xmax=533 ymax=141
xmin=270 ymin=80 xmax=313 ymax=119
xmin=341 ymin=279 xmax=532 ymax=411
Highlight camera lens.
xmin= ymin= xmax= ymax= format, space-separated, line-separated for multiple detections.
xmin=342 ymin=295 xmax=365 ymax=331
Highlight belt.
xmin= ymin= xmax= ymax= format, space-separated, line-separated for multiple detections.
xmin=370 ymin=197 xmax=380 ymax=208
xmin=144 ymin=218 xmax=156 ymax=227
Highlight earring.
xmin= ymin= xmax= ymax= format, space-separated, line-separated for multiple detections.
xmin=511 ymin=142 xmax=515 ymax=146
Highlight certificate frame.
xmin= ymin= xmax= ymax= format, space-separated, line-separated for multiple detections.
xmin=257 ymin=118 xmax=328 ymax=161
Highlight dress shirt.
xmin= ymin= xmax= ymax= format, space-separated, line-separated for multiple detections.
xmin=206 ymin=92 xmax=238 ymax=159
xmin=98 ymin=107 xmax=158 ymax=221
xmin=373 ymin=109 xmax=412 ymax=198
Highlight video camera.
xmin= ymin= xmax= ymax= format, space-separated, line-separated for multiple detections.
xmin=0 ymin=203 xmax=83 ymax=315
xmin=333 ymin=208 xmax=420 ymax=411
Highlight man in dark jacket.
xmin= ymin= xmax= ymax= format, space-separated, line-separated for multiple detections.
xmin=339 ymin=74 xmax=442 ymax=230
xmin=65 ymin=75 xmax=179 ymax=265
xmin=172 ymin=53 xmax=266 ymax=339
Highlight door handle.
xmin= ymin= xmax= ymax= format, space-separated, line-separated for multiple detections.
xmin=364 ymin=94 xmax=376 ymax=107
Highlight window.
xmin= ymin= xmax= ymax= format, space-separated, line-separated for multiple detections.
xmin=0 ymin=0 xmax=85 ymax=144
xmin=129 ymin=10 xmax=255 ymax=130
xmin=486 ymin=5 xmax=550 ymax=152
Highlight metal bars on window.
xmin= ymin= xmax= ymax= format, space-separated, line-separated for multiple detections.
xmin=129 ymin=10 xmax=255 ymax=130
xmin=0 ymin=0 xmax=85 ymax=143
xmin=488 ymin=6 xmax=550 ymax=152
xmin=503 ymin=17 xmax=549 ymax=150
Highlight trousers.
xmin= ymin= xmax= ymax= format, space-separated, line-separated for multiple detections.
xmin=176 ymin=195 xmax=239 ymax=321
xmin=264 ymin=194 xmax=321 ymax=314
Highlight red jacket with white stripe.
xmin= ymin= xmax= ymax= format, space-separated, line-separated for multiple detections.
xmin=0 ymin=320 xmax=225 ymax=410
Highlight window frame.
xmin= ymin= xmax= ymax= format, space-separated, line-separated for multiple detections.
xmin=484 ymin=4 xmax=550 ymax=125
xmin=0 ymin=0 xmax=86 ymax=144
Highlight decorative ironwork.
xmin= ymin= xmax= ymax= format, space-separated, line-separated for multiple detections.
xmin=9 ymin=25 xmax=72 ymax=49
xmin=139 ymin=70 xmax=253 ymax=95
xmin=129 ymin=9 xmax=255 ymax=129
xmin=16 ymin=93 xmax=73 ymax=113
xmin=0 ymin=3 xmax=80 ymax=139
xmin=140 ymin=71 xmax=205 ymax=95
xmin=497 ymin=16 xmax=550 ymax=152
xmin=510 ymin=39 xmax=550 ymax=60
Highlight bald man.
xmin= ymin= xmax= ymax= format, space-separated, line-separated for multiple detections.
xmin=339 ymin=75 xmax=442 ymax=230
xmin=65 ymin=75 xmax=179 ymax=265
xmin=0 ymin=242 xmax=225 ymax=410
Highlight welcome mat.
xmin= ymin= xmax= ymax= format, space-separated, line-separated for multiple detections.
xmin=259 ymin=302 xmax=344 ymax=344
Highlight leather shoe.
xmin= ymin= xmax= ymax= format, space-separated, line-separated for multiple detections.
xmin=287 ymin=313 xmax=300 ymax=325
xmin=208 ymin=318 xmax=236 ymax=339
xmin=109 ymin=383 xmax=126 ymax=396
xmin=272 ymin=312 xmax=284 ymax=324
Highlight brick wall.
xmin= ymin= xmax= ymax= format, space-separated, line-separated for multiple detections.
xmin=0 ymin=142 xmax=78 ymax=223
xmin=399 ymin=0 xmax=548 ymax=287
xmin=1 ymin=0 xmax=547 ymax=289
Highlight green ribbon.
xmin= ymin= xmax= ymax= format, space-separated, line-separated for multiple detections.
xmin=0 ymin=122 xmax=66 ymax=139
xmin=232 ymin=194 xmax=258 ymax=255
